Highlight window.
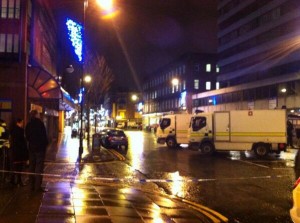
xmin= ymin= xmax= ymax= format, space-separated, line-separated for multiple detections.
xmin=216 ymin=82 xmax=220 ymax=90
xmin=194 ymin=79 xmax=199 ymax=90
xmin=192 ymin=117 xmax=207 ymax=132
xmin=0 ymin=33 xmax=19 ymax=53
xmin=1 ymin=0 xmax=20 ymax=19
xmin=206 ymin=64 xmax=211 ymax=72
xmin=0 ymin=34 xmax=5 ymax=52
xmin=206 ymin=82 xmax=211 ymax=90
xmin=216 ymin=65 xmax=220 ymax=73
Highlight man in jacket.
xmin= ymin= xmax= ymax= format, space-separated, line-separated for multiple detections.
xmin=25 ymin=110 xmax=48 ymax=192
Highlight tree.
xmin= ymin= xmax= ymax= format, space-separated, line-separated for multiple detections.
xmin=84 ymin=48 xmax=115 ymax=107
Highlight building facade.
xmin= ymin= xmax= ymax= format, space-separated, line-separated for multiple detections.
xmin=193 ymin=0 xmax=300 ymax=116
xmin=0 ymin=0 xmax=73 ymax=140
xmin=142 ymin=53 xmax=218 ymax=127
xmin=104 ymin=91 xmax=142 ymax=128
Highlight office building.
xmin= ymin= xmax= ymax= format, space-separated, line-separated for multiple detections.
xmin=193 ymin=0 xmax=300 ymax=115
xmin=142 ymin=53 xmax=218 ymax=127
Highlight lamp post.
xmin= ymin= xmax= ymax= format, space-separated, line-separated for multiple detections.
xmin=78 ymin=0 xmax=115 ymax=162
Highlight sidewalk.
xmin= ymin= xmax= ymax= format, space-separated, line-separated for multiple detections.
xmin=0 ymin=129 xmax=228 ymax=223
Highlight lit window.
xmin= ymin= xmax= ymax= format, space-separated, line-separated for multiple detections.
xmin=13 ymin=34 xmax=18 ymax=53
xmin=1 ymin=0 xmax=7 ymax=18
xmin=8 ymin=0 xmax=14 ymax=18
xmin=216 ymin=65 xmax=220 ymax=73
xmin=183 ymin=80 xmax=186 ymax=90
xmin=6 ymin=34 xmax=12 ymax=52
xmin=15 ymin=0 xmax=20 ymax=19
xmin=0 ymin=34 xmax=5 ymax=52
xmin=216 ymin=82 xmax=220 ymax=89
xmin=206 ymin=81 xmax=211 ymax=90
xmin=206 ymin=64 xmax=211 ymax=72
xmin=194 ymin=79 xmax=199 ymax=89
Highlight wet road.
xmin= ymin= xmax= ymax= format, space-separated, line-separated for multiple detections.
xmin=1 ymin=129 xmax=294 ymax=222
xmin=119 ymin=130 xmax=295 ymax=223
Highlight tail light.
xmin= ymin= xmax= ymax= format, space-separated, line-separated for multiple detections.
xmin=278 ymin=143 xmax=286 ymax=150
xmin=293 ymin=177 xmax=300 ymax=189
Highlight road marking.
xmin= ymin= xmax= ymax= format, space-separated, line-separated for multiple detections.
xmin=0 ymin=169 xmax=290 ymax=183
xmin=235 ymin=159 xmax=270 ymax=168
xmin=182 ymin=199 xmax=228 ymax=223
xmin=107 ymin=149 xmax=126 ymax=161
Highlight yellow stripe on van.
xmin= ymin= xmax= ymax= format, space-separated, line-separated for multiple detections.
xmin=214 ymin=132 xmax=286 ymax=137
xmin=190 ymin=133 xmax=213 ymax=137
xmin=215 ymin=132 xmax=229 ymax=136
xmin=231 ymin=132 xmax=286 ymax=137
xmin=177 ymin=130 xmax=188 ymax=133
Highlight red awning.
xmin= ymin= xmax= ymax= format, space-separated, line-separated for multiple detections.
xmin=28 ymin=66 xmax=62 ymax=99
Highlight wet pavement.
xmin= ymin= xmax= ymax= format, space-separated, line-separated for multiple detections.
xmin=0 ymin=128 xmax=228 ymax=223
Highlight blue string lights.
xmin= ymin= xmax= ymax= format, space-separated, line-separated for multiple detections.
xmin=66 ymin=18 xmax=83 ymax=63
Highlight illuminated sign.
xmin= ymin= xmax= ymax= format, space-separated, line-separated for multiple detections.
xmin=66 ymin=18 xmax=83 ymax=62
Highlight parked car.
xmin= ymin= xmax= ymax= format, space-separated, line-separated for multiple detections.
xmin=101 ymin=129 xmax=128 ymax=150
xmin=291 ymin=177 xmax=300 ymax=223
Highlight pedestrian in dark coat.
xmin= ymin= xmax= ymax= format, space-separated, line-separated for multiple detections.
xmin=25 ymin=110 xmax=49 ymax=192
xmin=10 ymin=118 xmax=28 ymax=186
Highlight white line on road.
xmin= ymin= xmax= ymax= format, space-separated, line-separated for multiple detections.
xmin=235 ymin=159 xmax=270 ymax=168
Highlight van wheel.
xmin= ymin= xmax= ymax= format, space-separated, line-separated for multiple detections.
xmin=254 ymin=143 xmax=269 ymax=158
xmin=166 ymin=138 xmax=177 ymax=148
xmin=201 ymin=142 xmax=214 ymax=155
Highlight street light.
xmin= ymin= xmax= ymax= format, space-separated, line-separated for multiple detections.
xmin=78 ymin=73 xmax=92 ymax=161
xmin=131 ymin=94 xmax=138 ymax=101
xmin=77 ymin=0 xmax=115 ymax=162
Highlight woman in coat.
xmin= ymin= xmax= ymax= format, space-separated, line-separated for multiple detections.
xmin=10 ymin=118 xmax=28 ymax=186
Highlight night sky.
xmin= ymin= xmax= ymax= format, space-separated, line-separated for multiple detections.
xmin=53 ymin=0 xmax=218 ymax=94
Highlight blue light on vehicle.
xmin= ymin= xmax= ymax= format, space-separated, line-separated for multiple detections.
xmin=66 ymin=18 xmax=83 ymax=62
xmin=212 ymin=96 xmax=216 ymax=105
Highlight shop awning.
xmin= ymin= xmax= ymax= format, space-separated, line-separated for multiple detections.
xmin=28 ymin=66 xmax=76 ymax=111
xmin=28 ymin=65 xmax=62 ymax=99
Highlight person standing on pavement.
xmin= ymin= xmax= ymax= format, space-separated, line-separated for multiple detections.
xmin=10 ymin=118 xmax=28 ymax=186
xmin=0 ymin=119 xmax=9 ymax=139
xmin=25 ymin=110 xmax=49 ymax=192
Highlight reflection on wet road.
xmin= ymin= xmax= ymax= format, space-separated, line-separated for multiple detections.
xmin=121 ymin=130 xmax=295 ymax=223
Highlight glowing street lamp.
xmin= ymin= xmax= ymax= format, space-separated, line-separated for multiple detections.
xmin=84 ymin=75 xmax=92 ymax=83
xmin=96 ymin=0 xmax=114 ymax=12
xmin=66 ymin=0 xmax=115 ymax=162
xmin=171 ymin=78 xmax=179 ymax=86
xmin=131 ymin=94 xmax=138 ymax=101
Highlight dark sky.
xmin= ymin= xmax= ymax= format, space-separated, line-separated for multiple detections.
xmin=54 ymin=0 xmax=218 ymax=93
xmin=89 ymin=0 xmax=218 ymax=91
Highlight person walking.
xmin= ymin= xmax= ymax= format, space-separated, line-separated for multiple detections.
xmin=25 ymin=110 xmax=49 ymax=192
xmin=10 ymin=118 xmax=28 ymax=186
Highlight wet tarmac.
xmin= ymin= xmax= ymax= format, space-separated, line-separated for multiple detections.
xmin=0 ymin=128 xmax=228 ymax=223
